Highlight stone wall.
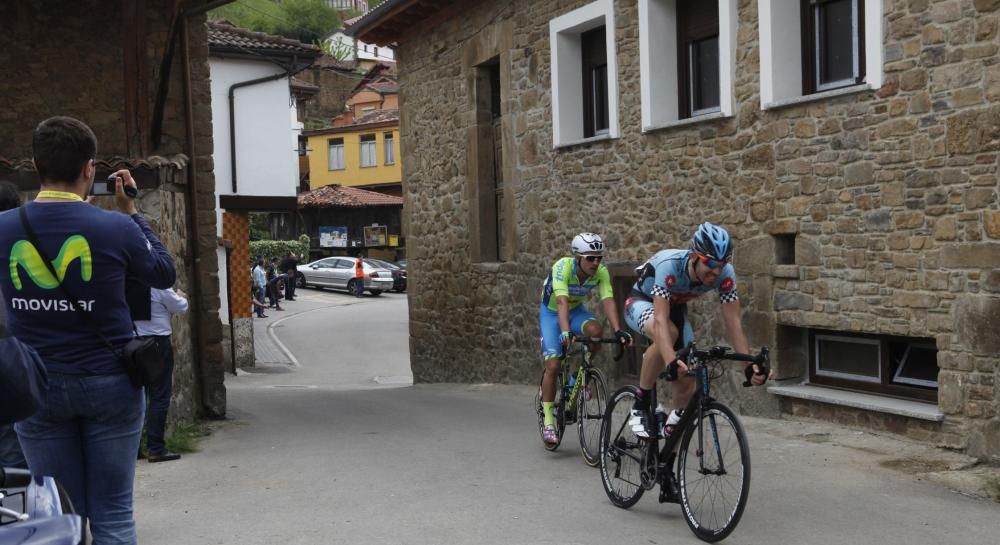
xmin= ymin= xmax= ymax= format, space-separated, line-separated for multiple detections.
xmin=394 ymin=0 xmax=1000 ymax=459
xmin=0 ymin=0 xmax=227 ymax=421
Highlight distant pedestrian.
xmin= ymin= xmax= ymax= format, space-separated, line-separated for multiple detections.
xmin=252 ymin=258 xmax=267 ymax=318
xmin=280 ymin=251 xmax=299 ymax=301
xmin=267 ymin=258 xmax=286 ymax=311
xmin=354 ymin=255 xmax=365 ymax=298
xmin=134 ymin=288 xmax=188 ymax=463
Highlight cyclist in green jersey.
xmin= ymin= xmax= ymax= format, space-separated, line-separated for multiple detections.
xmin=538 ymin=233 xmax=632 ymax=444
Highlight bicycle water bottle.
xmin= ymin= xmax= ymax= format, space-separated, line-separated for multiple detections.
xmin=663 ymin=408 xmax=684 ymax=439
xmin=567 ymin=374 xmax=576 ymax=390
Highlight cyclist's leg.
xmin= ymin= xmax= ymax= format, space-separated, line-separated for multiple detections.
xmin=538 ymin=305 xmax=562 ymax=433
xmin=669 ymin=305 xmax=696 ymax=409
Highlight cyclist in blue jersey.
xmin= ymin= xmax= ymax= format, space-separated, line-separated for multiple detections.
xmin=539 ymin=233 xmax=632 ymax=444
xmin=624 ymin=223 xmax=770 ymax=440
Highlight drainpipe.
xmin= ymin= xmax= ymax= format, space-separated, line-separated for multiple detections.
xmin=228 ymin=70 xmax=291 ymax=193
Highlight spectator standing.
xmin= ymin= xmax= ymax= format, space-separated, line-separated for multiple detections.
xmin=252 ymin=258 xmax=267 ymax=318
xmin=0 ymin=180 xmax=41 ymax=469
xmin=280 ymin=251 xmax=299 ymax=301
xmin=354 ymin=255 xmax=365 ymax=298
xmin=134 ymin=287 xmax=188 ymax=463
xmin=0 ymin=116 xmax=176 ymax=545
xmin=267 ymin=257 xmax=286 ymax=311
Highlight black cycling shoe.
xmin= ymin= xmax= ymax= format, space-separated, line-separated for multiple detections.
xmin=659 ymin=473 xmax=680 ymax=504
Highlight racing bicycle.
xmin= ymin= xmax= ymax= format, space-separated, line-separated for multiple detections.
xmin=535 ymin=337 xmax=623 ymax=466
xmin=599 ymin=342 xmax=769 ymax=542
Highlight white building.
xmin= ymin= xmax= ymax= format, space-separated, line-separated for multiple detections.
xmin=207 ymin=21 xmax=320 ymax=367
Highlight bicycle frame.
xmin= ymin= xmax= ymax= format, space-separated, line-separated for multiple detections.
xmin=561 ymin=348 xmax=593 ymax=414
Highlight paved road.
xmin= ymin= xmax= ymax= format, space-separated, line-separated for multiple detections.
xmin=134 ymin=290 xmax=999 ymax=544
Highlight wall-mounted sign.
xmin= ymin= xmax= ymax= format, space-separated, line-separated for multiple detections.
xmin=364 ymin=225 xmax=387 ymax=247
xmin=319 ymin=226 xmax=348 ymax=248
xmin=388 ymin=234 xmax=399 ymax=247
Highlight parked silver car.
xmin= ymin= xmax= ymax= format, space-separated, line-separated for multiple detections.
xmin=296 ymin=257 xmax=394 ymax=295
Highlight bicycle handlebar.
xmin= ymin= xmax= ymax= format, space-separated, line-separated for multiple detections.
xmin=661 ymin=343 xmax=770 ymax=386
xmin=0 ymin=467 xmax=32 ymax=488
xmin=561 ymin=337 xmax=626 ymax=361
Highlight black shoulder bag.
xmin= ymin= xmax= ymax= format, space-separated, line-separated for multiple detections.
xmin=19 ymin=206 xmax=164 ymax=388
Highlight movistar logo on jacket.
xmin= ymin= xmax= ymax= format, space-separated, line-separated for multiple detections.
xmin=9 ymin=236 xmax=93 ymax=290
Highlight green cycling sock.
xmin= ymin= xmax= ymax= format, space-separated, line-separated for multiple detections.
xmin=542 ymin=401 xmax=555 ymax=426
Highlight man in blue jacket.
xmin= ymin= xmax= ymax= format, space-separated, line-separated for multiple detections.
xmin=0 ymin=116 xmax=176 ymax=545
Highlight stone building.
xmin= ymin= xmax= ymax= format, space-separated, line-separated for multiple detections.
xmin=350 ymin=0 xmax=1000 ymax=460
xmin=0 ymin=0 xmax=228 ymax=420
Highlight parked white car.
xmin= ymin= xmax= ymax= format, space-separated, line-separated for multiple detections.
xmin=296 ymin=257 xmax=394 ymax=295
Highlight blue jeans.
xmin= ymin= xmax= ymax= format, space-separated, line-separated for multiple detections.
xmin=256 ymin=286 xmax=267 ymax=316
xmin=15 ymin=373 xmax=145 ymax=545
xmin=143 ymin=336 xmax=174 ymax=455
xmin=0 ymin=424 xmax=26 ymax=468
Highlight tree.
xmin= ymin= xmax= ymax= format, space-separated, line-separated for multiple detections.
xmin=209 ymin=0 xmax=342 ymax=44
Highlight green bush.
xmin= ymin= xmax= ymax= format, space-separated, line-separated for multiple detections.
xmin=250 ymin=235 xmax=310 ymax=263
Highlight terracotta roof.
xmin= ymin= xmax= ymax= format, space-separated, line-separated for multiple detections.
xmin=207 ymin=21 xmax=321 ymax=56
xmin=298 ymin=184 xmax=403 ymax=208
xmin=353 ymin=109 xmax=399 ymax=125
xmin=367 ymin=81 xmax=399 ymax=94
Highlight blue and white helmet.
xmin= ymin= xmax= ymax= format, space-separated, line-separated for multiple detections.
xmin=572 ymin=232 xmax=604 ymax=255
xmin=690 ymin=223 xmax=733 ymax=261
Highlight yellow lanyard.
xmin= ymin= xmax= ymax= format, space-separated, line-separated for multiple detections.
xmin=36 ymin=190 xmax=83 ymax=202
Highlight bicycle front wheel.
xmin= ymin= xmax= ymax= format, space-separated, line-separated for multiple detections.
xmin=577 ymin=368 xmax=607 ymax=467
xmin=599 ymin=386 xmax=646 ymax=508
xmin=676 ymin=401 xmax=751 ymax=543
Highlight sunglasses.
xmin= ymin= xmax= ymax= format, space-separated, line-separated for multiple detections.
xmin=696 ymin=253 xmax=727 ymax=269
xmin=583 ymin=255 xmax=603 ymax=263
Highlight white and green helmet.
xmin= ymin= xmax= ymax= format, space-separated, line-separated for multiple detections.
xmin=571 ymin=232 xmax=604 ymax=255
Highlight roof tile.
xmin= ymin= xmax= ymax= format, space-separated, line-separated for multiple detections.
xmin=208 ymin=21 xmax=320 ymax=55
xmin=298 ymin=184 xmax=403 ymax=208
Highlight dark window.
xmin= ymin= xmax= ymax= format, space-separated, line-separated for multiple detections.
xmin=802 ymin=0 xmax=865 ymax=93
xmin=809 ymin=329 xmax=937 ymax=402
xmin=678 ymin=1 xmax=720 ymax=118
xmin=581 ymin=26 xmax=609 ymax=138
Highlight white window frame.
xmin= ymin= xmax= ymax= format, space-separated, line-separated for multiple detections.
xmin=383 ymin=132 xmax=395 ymax=165
xmin=549 ymin=0 xmax=619 ymax=148
xmin=814 ymin=334 xmax=882 ymax=384
xmin=638 ymin=0 xmax=737 ymax=132
xmin=892 ymin=342 xmax=939 ymax=388
xmin=360 ymin=135 xmax=376 ymax=168
xmin=327 ymin=138 xmax=345 ymax=171
xmin=759 ymin=0 xmax=883 ymax=109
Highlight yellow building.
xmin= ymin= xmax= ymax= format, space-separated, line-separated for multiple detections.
xmin=305 ymin=109 xmax=401 ymax=195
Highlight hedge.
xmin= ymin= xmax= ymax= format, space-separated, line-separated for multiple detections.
xmin=249 ymin=235 xmax=311 ymax=264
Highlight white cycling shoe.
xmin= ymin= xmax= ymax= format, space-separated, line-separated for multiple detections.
xmin=628 ymin=409 xmax=650 ymax=439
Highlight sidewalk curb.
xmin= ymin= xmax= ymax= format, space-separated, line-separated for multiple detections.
xmin=262 ymin=299 xmax=367 ymax=368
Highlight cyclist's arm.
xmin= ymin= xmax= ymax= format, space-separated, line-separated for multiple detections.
xmin=600 ymin=297 xmax=623 ymax=332
xmin=720 ymin=299 xmax=750 ymax=358
xmin=595 ymin=266 xmax=623 ymax=331
xmin=556 ymin=295 xmax=571 ymax=333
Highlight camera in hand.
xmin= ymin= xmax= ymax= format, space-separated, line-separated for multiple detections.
xmin=90 ymin=174 xmax=138 ymax=198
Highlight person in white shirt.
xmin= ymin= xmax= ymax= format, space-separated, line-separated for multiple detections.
xmin=134 ymin=287 xmax=188 ymax=462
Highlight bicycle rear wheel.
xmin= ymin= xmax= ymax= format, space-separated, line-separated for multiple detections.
xmin=676 ymin=401 xmax=751 ymax=543
xmin=577 ymin=368 xmax=607 ymax=467
xmin=535 ymin=372 xmax=565 ymax=451
xmin=599 ymin=386 xmax=646 ymax=508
